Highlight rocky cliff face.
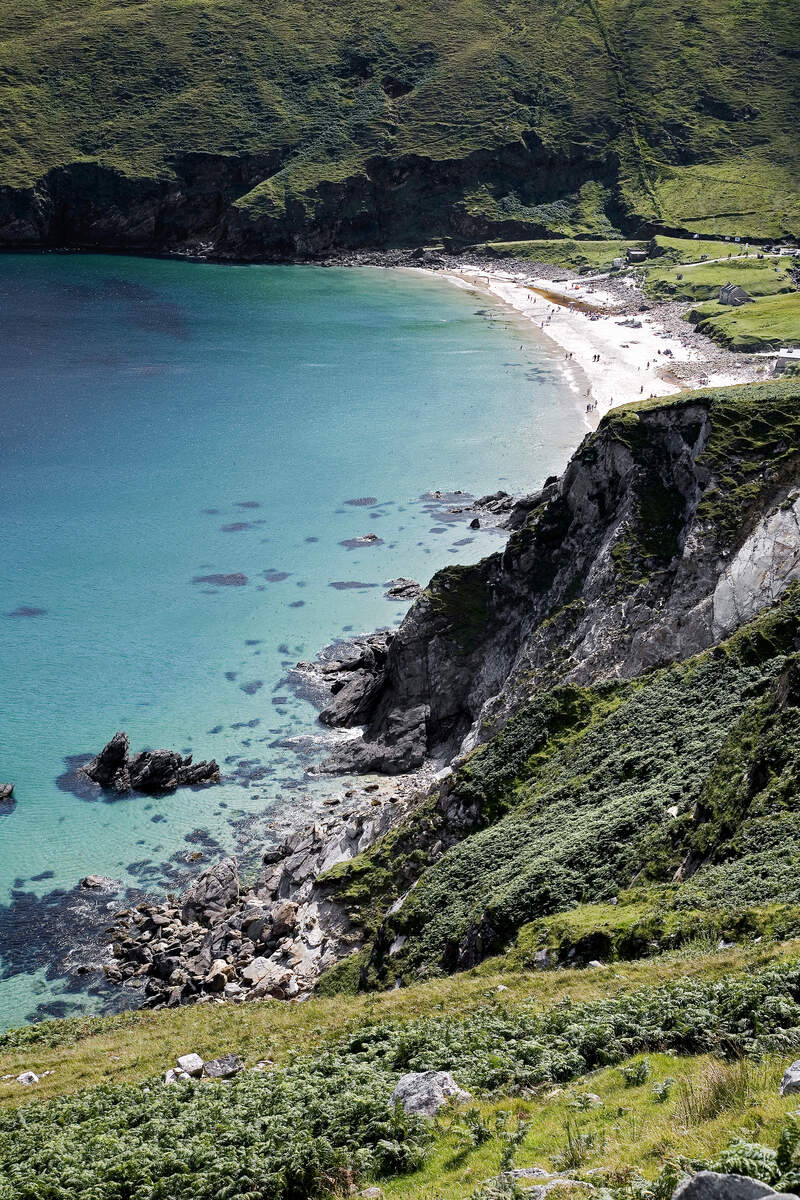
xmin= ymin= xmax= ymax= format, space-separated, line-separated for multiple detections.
xmin=321 ymin=381 xmax=800 ymax=773
xmin=0 ymin=147 xmax=618 ymax=258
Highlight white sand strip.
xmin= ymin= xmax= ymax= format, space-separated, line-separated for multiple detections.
xmin=434 ymin=267 xmax=769 ymax=423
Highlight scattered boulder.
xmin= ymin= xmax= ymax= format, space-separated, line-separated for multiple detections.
xmin=270 ymin=900 xmax=298 ymax=939
xmin=780 ymin=1060 xmax=800 ymax=1095
xmin=672 ymin=1173 xmax=798 ymax=1199
xmin=176 ymin=1053 xmax=204 ymax=1077
xmin=390 ymin=1070 xmax=471 ymax=1117
xmin=80 ymin=874 xmax=121 ymax=890
xmin=163 ymin=1067 xmax=191 ymax=1085
xmin=81 ymin=731 xmax=219 ymax=795
xmin=16 ymin=1072 xmax=38 ymax=1086
xmin=202 ymin=1054 xmax=244 ymax=1079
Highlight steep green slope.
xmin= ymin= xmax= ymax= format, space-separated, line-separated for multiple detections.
xmin=0 ymin=0 xmax=797 ymax=253
xmin=313 ymin=379 xmax=800 ymax=987
xmin=323 ymin=588 xmax=800 ymax=986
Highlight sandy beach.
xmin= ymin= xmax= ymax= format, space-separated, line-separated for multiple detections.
xmin=436 ymin=266 xmax=775 ymax=427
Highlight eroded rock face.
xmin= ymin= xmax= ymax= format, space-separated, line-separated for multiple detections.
xmin=106 ymin=776 xmax=422 ymax=1010
xmin=318 ymin=396 xmax=800 ymax=774
xmin=181 ymin=858 xmax=240 ymax=925
xmin=81 ymin=732 xmax=220 ymax=794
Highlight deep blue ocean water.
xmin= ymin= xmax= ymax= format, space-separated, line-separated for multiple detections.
xmin=0 ymin=253 xmax=583 ymax=1027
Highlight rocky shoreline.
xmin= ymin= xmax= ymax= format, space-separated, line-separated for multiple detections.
xmin=106 ymin=766 xmax=431 ymax=1007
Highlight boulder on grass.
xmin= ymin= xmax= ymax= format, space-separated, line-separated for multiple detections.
xmin=780 ymin=1060 xmax=800 ymax=1096
xmin=672 ymin=1172 xmax=799 ymax=1199
xmin=202 ymin=1054 xmax=244 ymax=1079
xmin=390 ymin=1070 xmax=471 ymax=1117
xmin=176 ymin=1053 xmax=204 ymax=1077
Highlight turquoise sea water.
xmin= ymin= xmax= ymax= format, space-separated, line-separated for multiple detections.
xmin=0 ymin=253 xmax=582 ymax=1028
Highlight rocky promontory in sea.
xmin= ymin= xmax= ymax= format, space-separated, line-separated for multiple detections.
xmin=81 ymin=731 xmax=220 ymax=794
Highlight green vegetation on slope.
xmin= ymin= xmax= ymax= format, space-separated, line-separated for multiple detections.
xmin=320 ymin=381 xmax=800 ymax=987
xmin=477 ymin=239 xmax=646 ymax=271
xmin=644 ymin=256 xmax=795 ymax=303
xmin=0 ymin=0 xmax=797 ymax=246
xmin=691 ymin=292 xmax=800 ymax=351
xmin=371 ymin=608 xmax=799 ymax=981
xmin=8 ymin=951 xmax=800 ymax=1197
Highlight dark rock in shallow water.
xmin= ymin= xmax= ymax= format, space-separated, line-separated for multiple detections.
xmin=81 ymin=732 xmax=220 ymax=795
xmin=192 ymin=573 xmax=248 ymax=587
xmin=80 ymin=874 xmax=122 ymax=891
xmin=83 ymin=731 xmax=130 ymax=789
xmin=0 ymin=783 xmax=15 ymax=813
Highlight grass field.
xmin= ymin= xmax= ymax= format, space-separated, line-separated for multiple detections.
xmin=478 ymin=239 xmax=645 ymax=270
xmin=691 ymin=292 xmax=800 ymax=350
xmin=0 ymin=938 xmax=796 ymax=1108
xmin=4 ymin=941 xmax=800 ymax=1198
xmin=644 ymin=255 xmax=796 ymax=302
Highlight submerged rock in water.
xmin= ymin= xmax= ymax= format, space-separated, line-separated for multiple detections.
xmin=81 ymin=732 xmax=220 ymax=795
xmin=0 ymin=783 xmax=15 ymax=813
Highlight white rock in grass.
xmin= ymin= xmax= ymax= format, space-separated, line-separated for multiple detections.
xmin=176 ymin=1053 xmax=204 ymax=1077
xmin=391 ymin=1070 xmax=471 ymax=1117
xmin=16 ymin=1072 xmax=38 ymax=1086
xmin=163 ymin=1068 xmax=190 ymax=1085
xmin=780 ymin=1060 xmax=800 ymax=1095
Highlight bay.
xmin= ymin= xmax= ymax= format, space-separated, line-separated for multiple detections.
xmin=0 ymin=253 xmax=581 ymax=1027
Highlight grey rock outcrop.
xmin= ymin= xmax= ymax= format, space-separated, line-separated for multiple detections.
xmin=384 ymin=579 xmax=422 ymax=601
xmin=202 ymin=1054 xmax=244 ymax=1079
xmin=83 ymin=731 xmax=130 ymax=789
xmin=780 ymin=1059 xmax=800 ymax=1095
xmin=317 ymin=636 xmax=394 ymax=728
xmin=672 ymin=1172 xmax=798 ymax=1199
xmin=82 ymin=732 xmax=219 ymax=794
xmin=319 ymin=397 xmax=800 ymax=773
xmin=181 ymin=858 xmax=240 ymax=925
xmin=80 ymin=874 xmax=121 ymax=891
xmin=325 ymin=705 xmax=429 ymax=775
xmin=390 ymin=1070 xmax=472 ymax=1116
xmin=176 ymin=1053 xmax=204 ymax=1077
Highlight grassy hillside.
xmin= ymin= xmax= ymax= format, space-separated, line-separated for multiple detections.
xmin=691 ymin=292 xmax=800 ymax=351
xmin=325 ymin=589 xmax=800 ymax=987
xmin=314 ymin=379 xmax=800 ymax=986
xmin=0 ymin=0 xmax=798 ymax=250
xmin=6 ymin=943 xmax=800 ymax=1197
xmin=644 ymin=256 xmax=796 ymax=302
